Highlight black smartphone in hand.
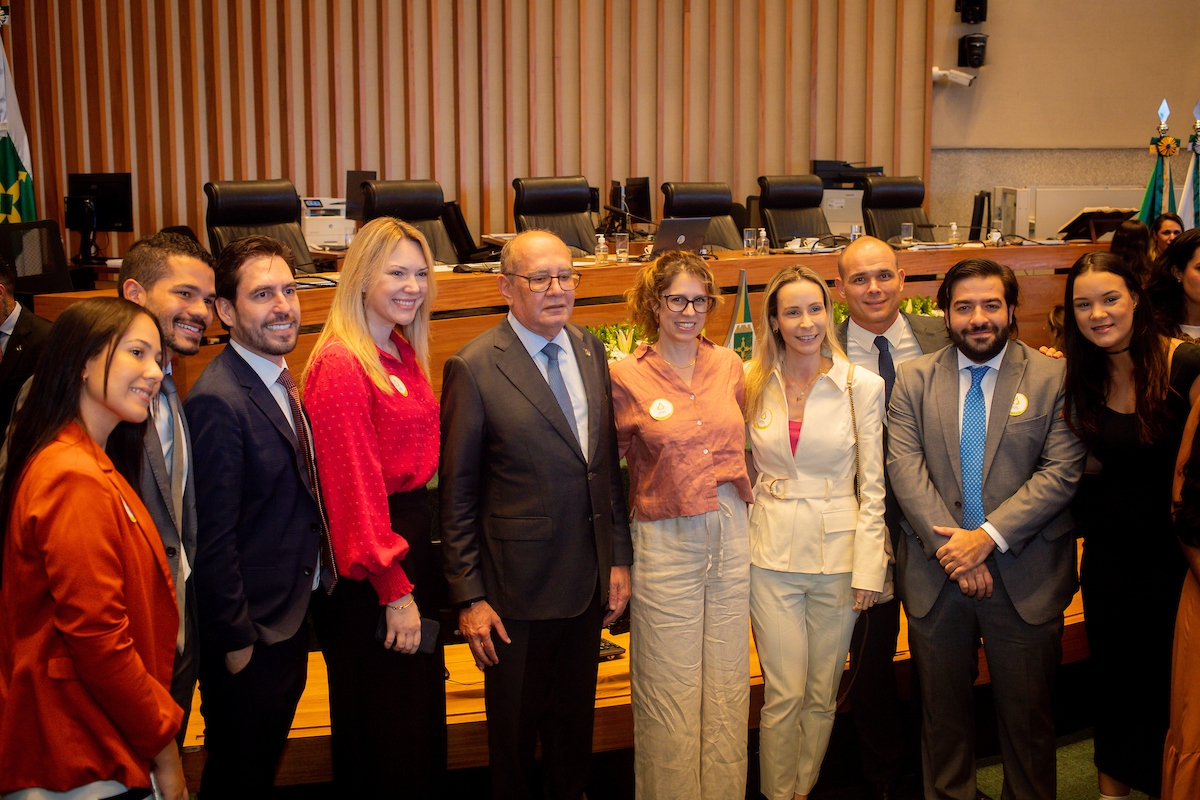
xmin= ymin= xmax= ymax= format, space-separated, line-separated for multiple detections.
xmin=375 ymin=611 xmax=440 ymax=654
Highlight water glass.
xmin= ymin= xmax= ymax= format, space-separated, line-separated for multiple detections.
xmin=849 ymin=224 xmax=864 ymax=241
xmin=614 ymin=233 xmax=630 ymax=262
xmin=900 ymin=222 xmax=914 ymax=245
xmin=744 ymin=228 xmax=756 ymax=256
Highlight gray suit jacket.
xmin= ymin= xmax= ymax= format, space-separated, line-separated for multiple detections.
xmin=140 ymin=414 xmax=198 ymax=598
xmin=440 ymin=319 xmax=633 ymax=621
xmin=834 ymin=310 xmax=950 ymax=357
xmin=886 ymin=340 xmax=1086 ymax=625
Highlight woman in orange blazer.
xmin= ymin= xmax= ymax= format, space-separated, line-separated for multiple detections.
xmin=0 ymin=297 xmax=187 ymax=800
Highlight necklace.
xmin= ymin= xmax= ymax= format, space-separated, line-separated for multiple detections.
xmin=1105 ymin=345 xmax=1131 ymax=355
xmin=656 ymin=347 xmax=698 ymax=369
xmin=785 ymin=370 xmax=822 ymax=402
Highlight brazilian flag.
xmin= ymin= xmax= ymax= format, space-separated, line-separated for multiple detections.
xmin=0 ymin=132 xmax=33 ymax=223
xmin=723 ymin=269 xmax=756 ymax=361
xmin=0 ymin=38 xmax=34 ymax=223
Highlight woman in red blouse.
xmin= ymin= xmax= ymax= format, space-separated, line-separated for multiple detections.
xmin=303 ymin=217 xmax=444 ymax=795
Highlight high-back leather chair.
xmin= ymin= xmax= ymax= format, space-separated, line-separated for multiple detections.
xmin=0 ymin=220 xmax=74 ymax=300
xmin=861 ymin=176 xmax=933 ymax=243
xmin=660 ymin=182 xmax=742 ymax=251
xmin=757 ymin=175 xmax=831 ymax=245
xmin=204 ymin=179 xmax=316 ymax=272
xmin=442 ymin=201 xmax=501 ymax=264
xmin=512 ymin=175 xmax=597 ymax=256
xmin=360 ymin=179 xmax=458 ymax=264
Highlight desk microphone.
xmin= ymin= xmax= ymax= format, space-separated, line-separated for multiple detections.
xmin=602 ymin=205 xmax=657 ymax=227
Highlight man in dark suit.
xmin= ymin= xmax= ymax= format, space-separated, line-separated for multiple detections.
xmin=185 ymin=235 xmax=334 ymax=797
xmin=440 ymin=230 xmax=633 ymax=800
xmin=117 ymin=231 xmax=216 ymax=746
xmin=887 ymin=258 xmax=1086 ymax=800
xmin=833 ymin=236 xmax=949 ymax=799
xmin=0 ymin=252 xmax=51 ymax=446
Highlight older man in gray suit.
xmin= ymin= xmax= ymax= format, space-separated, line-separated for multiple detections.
xmin=119 ymin=231 xmax=217 ymax=744
xmin=887 ymin=257 xmax=1085 ymax=800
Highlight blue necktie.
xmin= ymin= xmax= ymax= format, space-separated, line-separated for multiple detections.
xmin=542 ymin=343 xmax=579 ymax=446
xmin=875 ymin=335 xmax=895 ymax=406
xmin=960 ymin=365 xmax=988 ymax=530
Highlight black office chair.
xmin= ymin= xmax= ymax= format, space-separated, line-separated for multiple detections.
xmin=442 ymin=201 xmax=501 ymax=263
xmin=361 ymin=180 xmax=458 ymax=264
xmin=0 ymin=220 xmax=74 ymax=302
xmin=861 ymin=176 xmax=933 ymax=243
xmin=660 ymin=182 xmax=743 ymax=251
xmin=203 ymin=179 xmax=317 ymax=273
xmin=757 ymin=175 xmax=831 ymax=246
xmin=512 ymin=176 xmax=597 ymax=256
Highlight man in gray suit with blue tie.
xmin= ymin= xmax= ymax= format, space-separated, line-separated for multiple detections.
xmin=887 ymin=258 xmax=1086 ymax=800
xmin=118 ymin=231 xmax=218 ymax=743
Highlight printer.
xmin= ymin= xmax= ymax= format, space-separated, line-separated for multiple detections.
xmin=301 ymin=197 xmax=357 ymax=249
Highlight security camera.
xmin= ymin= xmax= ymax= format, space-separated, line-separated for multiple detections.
xmin=932 ymin=67 xmax=977 ymax=87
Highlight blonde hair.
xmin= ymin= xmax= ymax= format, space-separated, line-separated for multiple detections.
xmin=303 ymin=217 xmax=437 ymax=392
xmin=743 ymin=264 xmax=846 ymax=422
xmin=624 ymin=250 xmax=721 ymax=340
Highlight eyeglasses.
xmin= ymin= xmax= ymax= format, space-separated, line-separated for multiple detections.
xmin=504 ymin=270 xmax=582 ymax=293
xmin=661 ymin=294 xmax=715 ymax=313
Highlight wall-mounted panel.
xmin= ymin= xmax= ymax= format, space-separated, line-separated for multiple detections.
xmin=6 ymin=0 xmax=931 ymax=252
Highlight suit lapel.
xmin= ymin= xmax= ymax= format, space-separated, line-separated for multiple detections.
xmin=225 ymin=347 xmax=301 ymax=454
xmin=835 ymin=319 xmax=849 ymax=352
xmin=566 ymin=324 xmax=602 ymax=464
xmin=905 ymin=311 xmax=949 ymax=355
xmin=141 ymin=419 xmax=177 ymax=532
xmin=0 ymin=312 xmax=31 ymax=385
xmin=494 ymin=320 xmax=586 ymax=462
xmin=934 ymin=346 xmax=964 ymax=488
xmin=982 ymin=343 xmax=1026 ymax=486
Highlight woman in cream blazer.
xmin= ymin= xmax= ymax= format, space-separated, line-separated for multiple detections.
xmin=744 ymin=265 xmax=888 ymax=800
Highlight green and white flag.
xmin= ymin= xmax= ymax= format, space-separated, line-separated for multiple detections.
xmin=1138 ymin=100 xmax=1179 ymax=225
xmin=0 ymin=37 xmax=34 ymax=223
xmin=1180 ymin=100 xmax=1200 ymax=231
xmin=723 ymin=269 xmax=755 ymax=361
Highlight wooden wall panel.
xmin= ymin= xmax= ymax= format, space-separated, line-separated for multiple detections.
xmin=11 ymin=0 xmax=931 ymax=253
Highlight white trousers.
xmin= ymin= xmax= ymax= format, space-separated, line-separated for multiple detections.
xmin=630 ymin=482 xmax=751 ymax=800
xmin=750 ymin=566 xmax=858 ymax=800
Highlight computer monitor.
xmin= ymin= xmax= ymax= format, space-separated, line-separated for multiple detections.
xmin=65 ymin=172 xmax=133 ymax=264
xmin=968 ymin=190 xmax=992 ymax=242
xmin=344 ymin=169 xmax=376 ymax=221
xmin=624 ymin=177 xmax=652 ymax=223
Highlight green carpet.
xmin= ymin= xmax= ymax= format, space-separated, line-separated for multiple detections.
xmin=976 ymin=735 xmax=1149 ymax=800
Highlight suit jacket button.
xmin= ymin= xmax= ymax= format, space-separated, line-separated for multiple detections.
xmin=954 ymin=501 xmax=962 ymax=508
xmin=166 ymin=546 xmax=177 ymax=557
xmin=304 ymin=566 xmax=314 ymax=576
xmin=588 ymin=472 xmax=596 ymax=480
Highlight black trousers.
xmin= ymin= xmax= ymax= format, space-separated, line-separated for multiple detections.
xmin=846 ymin=596 xmax=906 ymax=785
xmin=196 ymin=620 xmax=310 ymax=799
xmin=309 ymin=488 xmax=448 ymax=796
xmin=170 ymin=578 xmax=199 ymax=749
xmin=485 ymin=587 xmax=603 ymax=800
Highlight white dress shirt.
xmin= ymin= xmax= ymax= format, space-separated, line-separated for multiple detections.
xmin=955 ymin=343 xmax=1010 ymax=553
xmin=746 ymin=357 xmax=889 ymax=591
xmin=508 ymin=312 xmax=590 ymax=461
xmin=845 ymin=313 xmax=925 ymax=373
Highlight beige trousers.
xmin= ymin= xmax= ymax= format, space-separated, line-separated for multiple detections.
xmin=750 ymin=566 xmax=858 ymax=799
xmin=630 ymin=482 xmax=751 ymax=800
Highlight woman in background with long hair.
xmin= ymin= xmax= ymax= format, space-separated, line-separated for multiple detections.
xmin=1062 ymin=251 xmax=1200 ymax=798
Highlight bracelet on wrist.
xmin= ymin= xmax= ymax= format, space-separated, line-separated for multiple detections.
xmin=387 ymin=597 xmax=415 ymax=611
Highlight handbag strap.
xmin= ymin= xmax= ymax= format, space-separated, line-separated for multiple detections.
xmin=847 ymin=363 xmax=862 ymax=507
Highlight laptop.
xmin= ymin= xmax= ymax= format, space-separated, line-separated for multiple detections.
xmin=648 ymin=217 xmax=710 ymax=255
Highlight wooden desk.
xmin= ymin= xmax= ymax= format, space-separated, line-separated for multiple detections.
xmin=35 ymin=244 xmax=1102 ymax=399
xmin=179 ymin=543 xmax=1090 ymax=788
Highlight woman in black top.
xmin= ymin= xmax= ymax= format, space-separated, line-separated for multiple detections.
xmin=1063 ymin=251 xmax=1200 ymax=798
